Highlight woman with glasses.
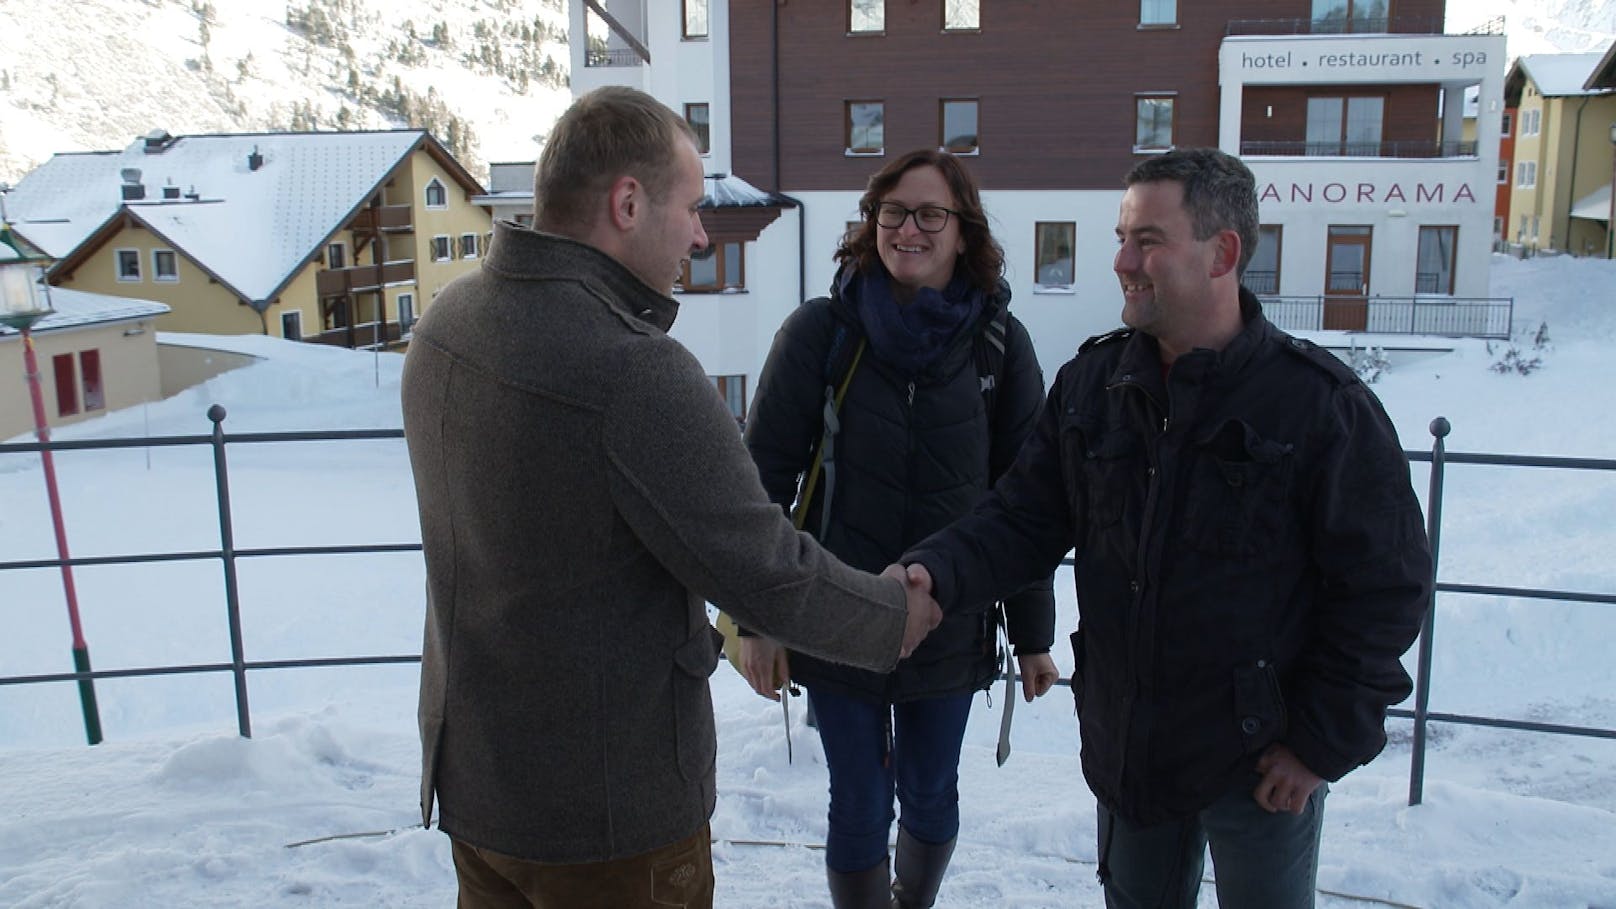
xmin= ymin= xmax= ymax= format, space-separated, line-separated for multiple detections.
xmin=738 ymin=150 xmax=1059 ymax=908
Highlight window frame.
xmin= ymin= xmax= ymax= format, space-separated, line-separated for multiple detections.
xmin=1500 ymin=111 xmax=1512 ymax=137
xmin=1304 ymin=93 xmax=1386 ymax=156
xmin=327 ymin=242 xmax=347 ymax=269
xmin=424 ymin=178 xmax=448 ymax=210
xmin=1516 ymin=160 xmax=1536 ymax=188
xmin=939 ymin=98 xmax=979 ymax=155
xmin=1497 ymin=159 xmax=1510 ymax=185
xmin=1415 ymin=225 xmax=1458 ymax=296
xmin=685 ymin=102 xmax=712 ymax=155
xmin=397 ymin=292 xmax=416 ymax=331
xmin=1133 ymin=93 xmax=1176 ymax=152
xmin=1247 ymin=225 xmax=1283 ymax=295
xmin=1139 ymin=0 xmax=1178 ymax=27
xmin=942 ymin=0 xmax=979 ymax=31
xmin=431 ymin=235 xmax=452 ymax=262
xmin=682 ymin=0 xmax=709 ymax=39
xmin=282 ymin=310 xmax=303 ymax=341
xmin=80 ymin=349 xmax=105 ymax=413
xmin=459 ymin=233 xmax=479 ymax=259
xmin=846 ymin=100 xmax=885 ymax=156
xmin=1033 ymin=222 xmax=1076 ymax=292
xmin=678 ymin=241 xmax=746 ymax=293
xmin=152 ymin=249 xmax=179 ymax=283
xmin=849 ymin=0 xmax=884 ymax=34
xmin=711 ymin=374 xmax=747 ymax=423
xmin=115 ymin=248 xmax=141 ymax=282
xmin=53 ymin=353 xmax=79 ymax=417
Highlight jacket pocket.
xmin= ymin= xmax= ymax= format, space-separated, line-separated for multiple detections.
xmin=1231 ymin=659 xmax=1287 ymax=753
xmin=1071 ymin=426 xmax=1141 ymax=532
xmin=671 ymin=626 xmax=723 ymax=782
xmin=1179 ymin=419 xmax=1294 ymax=557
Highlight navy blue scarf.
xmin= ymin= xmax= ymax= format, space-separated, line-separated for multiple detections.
xmin=840 ymin=266 xmax=985 ymax=378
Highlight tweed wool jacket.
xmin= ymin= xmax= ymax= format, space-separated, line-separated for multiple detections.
xmin=402 ymin=221 xmax=909 ymax=863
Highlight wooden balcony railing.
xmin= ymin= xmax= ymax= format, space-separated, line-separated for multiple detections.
xmin=348 ymin=205 xmax=413 ymax=233
xmin=315 ymin=260 xmax=416 ymax=297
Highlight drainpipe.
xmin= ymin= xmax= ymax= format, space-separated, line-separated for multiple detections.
xmin=771 ymin=0 xmax=806 ymax=305
xmin=1564 ymin=96 xmax=1591 ymax=252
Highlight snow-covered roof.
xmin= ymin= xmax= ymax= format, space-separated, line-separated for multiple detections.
xmin=1570 ymin=184 xmax=1612 ymax=222
xmin=701 ymin=173 xmax=793 ymax=209
xmin=1516 ymin=53 xmax=1612 ymax=97
xmin=0 ymin=287 xmax=168 ymax=337
xmin=7 ymin=130 xmax=477 ymax=305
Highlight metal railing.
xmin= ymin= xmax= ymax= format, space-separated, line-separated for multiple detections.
xmin=584 ymin=47 xmax=645 ymax=67
xmin=2 ymin=411 xmax=1613 ymax=808
xmin=1226 ymin=15 xmax=1444 ymax=35
xmin=1239 ymin=139 xmax=1478 ymax=159
xmin=1261 ymin=294 xmax=1514 ymax=338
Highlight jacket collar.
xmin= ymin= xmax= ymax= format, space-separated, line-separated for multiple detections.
xmin=484 ymin=219 xmax=680 ymax=333
xmin=1110 ymin=286 xmax=1271 ymax=395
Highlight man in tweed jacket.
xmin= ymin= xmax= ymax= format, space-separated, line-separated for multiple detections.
xmin=401 ymin=87 xmax=941 ymax=908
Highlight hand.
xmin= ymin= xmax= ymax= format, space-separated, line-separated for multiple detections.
xmin=1253 ymin=743 xmax=1324 ymax=815
xmin=739 ymin=635 xmax=790 ymax=701
xmin=1016 ymin=652 xmax=1059 ymax=702
xmin=884 ymin=563 xmax=941 ymax=659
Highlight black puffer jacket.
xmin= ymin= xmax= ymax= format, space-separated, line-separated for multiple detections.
xmin=906 ymin=291 xmax=1432 ymax=823
xmin=743 ymin=274 xmax=1056 ymax=703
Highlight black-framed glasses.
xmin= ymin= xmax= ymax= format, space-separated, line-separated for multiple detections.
xmin=873 ymin=202 xmax=957 ymax=233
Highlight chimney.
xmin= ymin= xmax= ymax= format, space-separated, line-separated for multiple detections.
xmin=162 ymin=181 xmax=181 ymax=201
xmin=184 ymin=185 xmax=200 ymax=201
xmin=248 ymin=146 xmax=264 ymax=171
xmin=119 ymin=167 xmax=145 ymax=201
xmin=142 ymin=129 xmax=173 ymax=154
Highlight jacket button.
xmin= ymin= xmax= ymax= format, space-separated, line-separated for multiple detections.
xmin=1241 ymin=717 xmax=1261 ymax=735
xmin=1129 ymin=580 xmax=1140 ymax=594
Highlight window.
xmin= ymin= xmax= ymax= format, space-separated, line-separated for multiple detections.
xmin=53 ymin=353 xmax=78 ymax=417
xmin=398 ymin=293 xmax=415 ymax=330
xmin=153 ymin=249 xmax=179 ymax=283
xmin=943 ymin=0 xmax=978 ymax=30
xmin=1516 ymin=160 xmax=1536 ymax=188
xmin=514 ymin=212 xmax=535 ymax=227
xmin=1247 ymin=225 xmax=1282 ymax=294
xmin=1521 ymin=109 xmax=1541 ymax=136
xmin=850 ymin=0 xmax=883 ymax=32
xmin=1305 ymin=96 xmax=1384 ymax=155
xmin=327 ymin=243 xmax=346 ymax=269
xmin=431 ymin=235 xmax=452 ymax=261
xmin=711 ymin=374 xmax=747 ymax=423
xmin=116 ymin=249 xmax=141 ymax=282
xmin=682 ymin=0 xmax=708 ymax=38
xmin=1415 ymin=226 xmax=1457 ymax=295
xmin=1500 ymin=112 xmax=1512 ymax=136
xmin=1134 ymin=95 xmax=1174 ymax=151
xmin=424 ymin=178 xmax=447 ymax=209
xmin=940 ymin=99 xmax=978 ymax=154
xmin=1517 ymin=214 xmax=1528 ymax=240
xmin=1310 ymin=0 xmax=1389 ymax=33
xmin=282 ymin=310 xmax=302 ymax=341
xmin=847 ymin=101 xmax=884 ymax=155
xmin=1498 ymin=159 xmax=1510 ymax=184
xmin=685 ymin=103 xmax=711 ymax=155
xmin=80 ymin=350 xmax=104 ymax=412
xmin=459 ymin=233 xmax=479 ymax=259
xmin=1034 ymin=222 xmax=1075 ymax=289
xmin=1140 ymin=0 xmax=1177 ymax=26
xmin=680 ymin=242 xmax=745 ymax=292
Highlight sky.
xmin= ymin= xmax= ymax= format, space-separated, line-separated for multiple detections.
xmin=2 ymin=253 xmax=1616 ymax=906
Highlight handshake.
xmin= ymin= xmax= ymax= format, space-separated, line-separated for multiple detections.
xmin=883 ymin=563 xmax=940 ymax=660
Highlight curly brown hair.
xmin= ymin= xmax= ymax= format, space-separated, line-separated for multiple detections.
xmin=834 ymin=150 xmax=1005 ymax=296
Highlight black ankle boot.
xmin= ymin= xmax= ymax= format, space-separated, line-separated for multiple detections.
xmin=889 ymin=829 xmax=957 ymax=908
xmin=828 ymin=856 xmax=891 ymax=909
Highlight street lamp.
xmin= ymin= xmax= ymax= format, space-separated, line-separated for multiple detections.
xmin=0 ymin=192 xmax=103 ymax=745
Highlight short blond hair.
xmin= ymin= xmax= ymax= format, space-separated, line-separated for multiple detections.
xmin=535 ymin=87 xmax=698 ymax=233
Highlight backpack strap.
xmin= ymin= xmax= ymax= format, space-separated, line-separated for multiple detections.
xmin=790 ymin=319 xmax=866 ymax=538
xmin=975 ymin=307 xmax=1010 ymax=419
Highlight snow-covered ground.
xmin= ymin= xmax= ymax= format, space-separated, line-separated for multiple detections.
xmin=2 ymin=255 xmax=1615 ymax=907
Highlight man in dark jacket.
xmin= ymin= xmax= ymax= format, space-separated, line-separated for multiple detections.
xmin=401 ymin=87 xmax=941 ymax=909
xmin=903 ymin=148 xmax=1432 ymax=909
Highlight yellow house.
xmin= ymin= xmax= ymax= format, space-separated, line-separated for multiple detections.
xmin=1582 ymin=41 xmax=1616 ymax=259
xmin=6 ymin=129 xmax=489 ymax=347
xmin=0 ymin=288 xmax=169 ymax=440
xmin=1503 ymin=50 xmax=1616 ymax=257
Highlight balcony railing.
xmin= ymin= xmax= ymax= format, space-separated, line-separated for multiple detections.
xmin=1240 ymin=140 xmax=1478 ymax=159
xmin=315 ymin=260 xmax=417 ymax=297
xmin=1261 ymin=294 xmax=1513 ymax=339
xmin=348 ymin=205 xmax=413 ymax=233
xmin=1226 ymin=15 xmax=1443 ymax=35
xmin=585 ymin=47 xmax=645 ymax=67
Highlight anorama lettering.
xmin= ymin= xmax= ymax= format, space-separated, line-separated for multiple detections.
xmin=1259 ymin=181 xmax=1478 ymax=205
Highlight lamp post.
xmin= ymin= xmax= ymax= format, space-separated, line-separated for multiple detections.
xmin=0 ymin=194 xmax=103 ymax=745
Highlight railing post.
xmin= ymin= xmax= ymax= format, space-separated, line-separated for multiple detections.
xmin=208 ymin=405 xmax=252 ymax=738
xmin=1408 ymin=416 xmax=1450 ymax=806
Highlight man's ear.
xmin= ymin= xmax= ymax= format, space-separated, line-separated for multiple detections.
xmin=1209 ymin=229 xmax=1241 ymax=280
xmin=606 ymin=175 xmax=642 ymax=232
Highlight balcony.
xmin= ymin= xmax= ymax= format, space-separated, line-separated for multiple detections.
xmin=315 ymin=260 xmax=416 ymax=297
xmin=1240 ymin=139 xmax=1478 ymax=159
xmin=348 ymin=205 xmax=413 ymax=233
xmin=585 ymin=47 xmax=645 ymax=67
xmin=1261 ymin=295 xmax=1512 ymax=338
xmin=1226 ymin=16 xmax=1444 ymax=36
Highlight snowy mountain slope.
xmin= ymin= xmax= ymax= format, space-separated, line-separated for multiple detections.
xmin=0 ymin=0 xmax=574 ymax=183
xmin=1448 ymin=0 xmax=1616 ymax=58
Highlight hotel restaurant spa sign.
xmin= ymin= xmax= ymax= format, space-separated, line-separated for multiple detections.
xmin=1227 ymin=35 xmax=1495 ymax=82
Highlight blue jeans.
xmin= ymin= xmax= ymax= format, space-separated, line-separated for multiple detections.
xmin=804 ymin=686 xmax=974 ymax=874
xmin=1098 ymin=779 xmax=1327 ymax=909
